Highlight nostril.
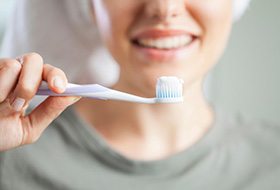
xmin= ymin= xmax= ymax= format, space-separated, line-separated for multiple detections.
xmin=146 ymin=1 xmax=185 ymax=21
xmin=151 ymin=12 xmax=178 ymax=21
xmin=171 ymin=12 xmax=179 ymax=18
xmin=149 ymin=4 xmax=184 ymax=21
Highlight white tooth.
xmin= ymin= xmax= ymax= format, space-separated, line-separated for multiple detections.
xmin=156 ymin=39 xmax=162 ymax=48
xmin=162 ymin=40 xmax=168 ymax=48
xmin=167 ymin=38 xmax=174 ymax=48
xmin=165 ymin=39 xmax=172 ymax=48
xmin=153 ymin=40 xmax=159 ymax=47
xmin=173 ymin=37 xmax=180 ymax=48
xmin=166 ymin=38 xmax=176 ymax=48
xmin=173 ymin=40 xmax=178 ymax=48
xmin=185 ymin=35 xmax=192 ymax=45
xmin=164 ymin=39 xmax=171 ymax=48
xmin=137 ymin=35 xmax=193 ymax=49
xmin=159 ymin=39 xmax=164 ymax=48
xmin=153 ymin=39 xmax=160 ymax=48
xmin=166 ymin=38 xmax=172 ymax=48
xmin=179 ymin=36 xmax=187 ymax=46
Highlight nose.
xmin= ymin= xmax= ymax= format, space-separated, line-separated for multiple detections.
xmin=145 ymin=0 xmax=186 ymax=21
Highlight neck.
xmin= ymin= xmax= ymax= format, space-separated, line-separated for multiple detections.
xmin=74 ymin=78 xmax=214 ymax=160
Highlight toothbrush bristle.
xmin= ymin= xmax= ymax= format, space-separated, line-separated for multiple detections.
xmin=156 ymin=76 xmax=184 ymax=103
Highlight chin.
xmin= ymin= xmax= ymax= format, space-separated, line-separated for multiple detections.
xmin=136 ymin=61 xmax=188 ymax=78
xmin=124 ymin=67 xmax=186 ymax=97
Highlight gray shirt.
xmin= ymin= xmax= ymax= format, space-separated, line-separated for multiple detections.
xmin=1 ymin=106 xmax=280 ymax=190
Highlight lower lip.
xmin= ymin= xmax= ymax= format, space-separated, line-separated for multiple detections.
xmin=132 ymin=38 xmax=199 ymax=62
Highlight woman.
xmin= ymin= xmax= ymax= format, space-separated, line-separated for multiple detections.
xmin=0 ymin=0 xmax=279 ymax=189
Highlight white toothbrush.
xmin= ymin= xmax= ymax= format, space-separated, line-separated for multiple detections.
xmin=36 ymin=76 xmax=184 ymax=104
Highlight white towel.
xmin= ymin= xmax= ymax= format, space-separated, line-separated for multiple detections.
xmin=0 ymin=0 xmax=250 ymax=86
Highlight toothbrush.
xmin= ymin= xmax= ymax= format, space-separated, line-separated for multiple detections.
xmin=36 ymin=76 xmax=184 ymax=104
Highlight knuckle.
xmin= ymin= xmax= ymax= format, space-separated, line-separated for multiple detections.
xmin=52 ymin=67 xmax=65 ymax=76
xmin=25 ymin=52 xmax=43 ymax=64
xmin=43 ymin=63 xmax=54 ymax=73
xmin=1 ymin=59 xmax=22 ymax=71
xmin=44 ymin=63 xmax=52 ymax=68
xmin=0 ymin=94 xmax=6 ymax=102
xmin=52 ymin=68 xmax=67 ymax=81
xmin=46 ymin=66 xmax=67 ymax=82
xmin=17 ymin=82 xmax=36 ymax=99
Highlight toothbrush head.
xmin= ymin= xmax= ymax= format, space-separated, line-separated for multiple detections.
xmin=156 ymin=76 xmax=184 ymax=103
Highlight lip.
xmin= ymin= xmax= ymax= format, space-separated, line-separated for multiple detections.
xmin=132 ymin=29 xmax=192 ymax=40
xmin=131 ymin=28 xmax=198 ymax=39
xmin=131 ymin=29 xmax=199 ymax=62
xmin=132 ymin=39 xmax=198 ymax=62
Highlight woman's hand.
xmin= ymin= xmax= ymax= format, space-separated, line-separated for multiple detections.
xmin=0 ymin=53 xmax=80 ymax=152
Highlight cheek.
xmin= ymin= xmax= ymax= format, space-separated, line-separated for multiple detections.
xmin=190 ymin=0 xmax=232 ymax=25
xmin=94 ymin=1 xmax=139 ymax=64
xmin=190 ymin=0 xmax=232 ymax=60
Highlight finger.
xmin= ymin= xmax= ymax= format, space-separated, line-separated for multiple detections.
xmin=21 ymin=99 xmax=31 ymax=117
xmin=21 ymin=96 xmax=81 ymax=144
xmin=42 ymin=64 xmax=68 ymax=94
xmin=0 ymin=59 xmax=22 ymax=103
xmin=12 ymin=53 xmax=44 ymax=111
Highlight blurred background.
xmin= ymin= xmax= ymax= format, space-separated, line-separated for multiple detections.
xmin=0 ymin=0 xmax=279 ymax=123
xmin=0 ymin=0 xmax=15 ymax=41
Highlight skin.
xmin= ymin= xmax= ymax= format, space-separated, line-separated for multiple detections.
xmin=75 ymin=0 xmax=233 ymax=160
xmin=0 ymin=53 xmax=80 ymax=151
xmin=0 ymin=0 xmax=232 ymax=159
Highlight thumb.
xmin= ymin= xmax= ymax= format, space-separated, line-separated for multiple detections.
xmin=21 ymin=96 xmax=81 ymax=144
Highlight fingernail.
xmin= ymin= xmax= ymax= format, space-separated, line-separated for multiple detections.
xmin=53 ymin=76 xmax=65 ymax=91
xmin=73 ymin=96 xmax=81 ymax=102
xmin=16 ymin=57 xmax=24 ymax=64
xmin=12 ymin=98 xmax=25 ymax=112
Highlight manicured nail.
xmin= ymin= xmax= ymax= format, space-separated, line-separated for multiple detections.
xmin=53 ymin=76 xmax=65 ymax=91
xmin=12 ymin=98 xmax=25 ymax=112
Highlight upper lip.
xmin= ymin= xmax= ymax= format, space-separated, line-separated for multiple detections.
xmin=131 ymin=28 xmax=199 ymax=40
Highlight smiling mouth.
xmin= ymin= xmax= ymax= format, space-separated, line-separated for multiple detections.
xmin=132 ymin=35 xmax=196 ymax=50
xmin=130 ymin=29 xmax=199 ymax=62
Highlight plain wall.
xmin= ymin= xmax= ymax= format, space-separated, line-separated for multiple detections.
xmin=209 ymin=0 xmax=280 ymax=123
xmin=0 ymin=0 xmax=15 ymax=43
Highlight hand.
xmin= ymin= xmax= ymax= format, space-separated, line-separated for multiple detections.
xmin=0 ymin=53 xmax=80 ymax=152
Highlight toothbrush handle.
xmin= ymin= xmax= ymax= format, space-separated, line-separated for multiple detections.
xmin=36 ymin=82 xmax=157 ymax=103
xmin=36 ymin=82 xmax=109 ymax=96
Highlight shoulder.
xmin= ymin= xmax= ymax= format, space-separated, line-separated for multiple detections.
xmin=229 ymin=113 xmax=280 ymax=149
xmin=211 ymin=110 xmax=280 ymax=184
xmin=214 ymin=107 xmax=280 ymax=147
xmin=215 ymin=110 xmax=280 ymax=166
